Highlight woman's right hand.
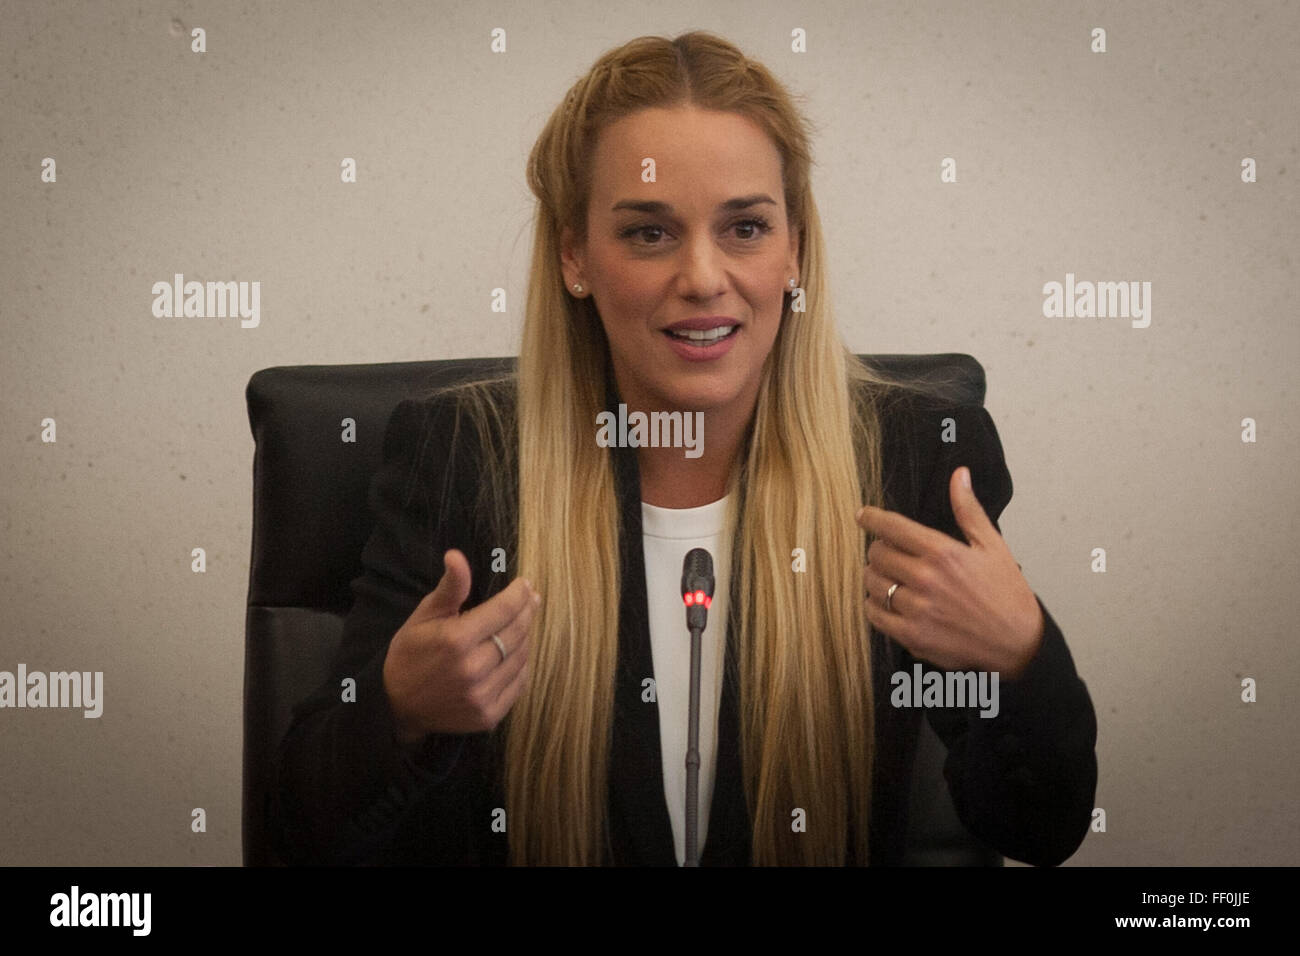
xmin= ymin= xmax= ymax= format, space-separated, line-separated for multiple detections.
xmin=382 ymin=548 xmax=540 ymax=742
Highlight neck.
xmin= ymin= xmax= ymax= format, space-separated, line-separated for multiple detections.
xmin=636 ymin=398 xmax=752 ymax=508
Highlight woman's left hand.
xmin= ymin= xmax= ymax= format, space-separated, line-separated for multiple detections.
xmin=857 ymin=466 xmax=1045 ymax=680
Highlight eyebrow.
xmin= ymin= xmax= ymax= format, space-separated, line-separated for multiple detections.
xmin=610 ymin=194 xmax=778 ymax=214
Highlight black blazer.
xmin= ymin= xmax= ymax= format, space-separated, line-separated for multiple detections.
xmin=270 ymin=380 xmax=1098 ymax=866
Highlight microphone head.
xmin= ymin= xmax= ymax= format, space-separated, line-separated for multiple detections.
xmin=681 ymin=548 xmax=715 ymax=612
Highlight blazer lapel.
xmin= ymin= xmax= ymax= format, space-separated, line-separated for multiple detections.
xmin=699 ymin=488 xmax=751 ymax=865
xmin=606 ymin=381 xmax=677 ymax=865
xmin=698 ymin=575 xmax=750 ymax=864
xmin=602 ymin=373 xmax=751 ymax=865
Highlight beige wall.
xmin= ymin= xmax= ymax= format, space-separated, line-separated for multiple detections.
xmin=1 ymin=0 xmax=1295 ymax=865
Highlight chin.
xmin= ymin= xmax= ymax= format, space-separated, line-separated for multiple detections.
xmin=660 ymin=378 xmax=743 ymax=412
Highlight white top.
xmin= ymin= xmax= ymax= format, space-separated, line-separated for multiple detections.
xmin=640 ymin=493 xmax=732 ymax=866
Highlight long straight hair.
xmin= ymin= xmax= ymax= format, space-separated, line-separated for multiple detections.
xmin=435 ymin=31 xmax=942 ymax=865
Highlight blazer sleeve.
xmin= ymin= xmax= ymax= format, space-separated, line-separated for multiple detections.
xmin=269 ymin=395 xmax=480 ymax=865
xmin=904 ymin=402 xmax=1098 ymax=867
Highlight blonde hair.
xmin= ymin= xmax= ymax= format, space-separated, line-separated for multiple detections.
xmin=430 ymin=31 xmax=945 ymax=865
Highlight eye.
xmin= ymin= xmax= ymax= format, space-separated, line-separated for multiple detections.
xmin=732 ymin=216 xmax=773 ymax=240
xmin=618 ymin=216 xmax=774 ymax=246
xmin=618 ymin=223 xmax=667 ymax=244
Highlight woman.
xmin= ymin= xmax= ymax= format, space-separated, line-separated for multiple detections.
xmin=271 ymin=30 xmax=1097 ymax=867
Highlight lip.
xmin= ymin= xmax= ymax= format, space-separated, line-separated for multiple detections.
xmin=662 ymin=323 xmax=740 ymax=362
xmin=663 ymin=316 xmax=740 ymax=332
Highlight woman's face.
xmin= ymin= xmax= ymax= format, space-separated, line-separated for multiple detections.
xmin=561 ymin=105 xmax=800 ymax=417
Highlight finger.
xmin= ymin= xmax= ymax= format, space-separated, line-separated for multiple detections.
xmin=478 ymin=621 xmax=530 ymax=704
xmin=947 ymin=466 xmax=998 ymax=549
xmin=466 ymin=587 xmax=538 ymax=682
xmin=863 ymin=562 xmax=902 ymax=611
xmin=865 ymin=536 xmax=926 ymax=592
xmin=417 ymin=549 xmax=473 ymax=622
xmin=863 ymin=563 xmax=922 ymax=623
xmin=863 ymin=585 xmax=911 ymax=646
xmin=857 ymin=504 xmax=953 ymax=559
xmin=495 ymin=585 xmax=540 ymax=656
xmin=491 ymin=655 xmax=531 ymax=722
xmin=455 ymin=576 xmax=535 ymax=648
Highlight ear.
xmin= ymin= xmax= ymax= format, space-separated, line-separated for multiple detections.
xmin=786 ymin=226 xmax=801 ymax=284
xmin=560 ymin=224 xmax=586 ymax=292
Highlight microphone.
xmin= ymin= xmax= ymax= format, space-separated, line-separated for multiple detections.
xmin=680 ymin=548 xmax=714 ymax=867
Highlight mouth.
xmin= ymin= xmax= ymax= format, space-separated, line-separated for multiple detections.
xmin=661 ymin=322 xmax=741 ymax=362
xmin=662 ymin=324 xmax=739 ymax=345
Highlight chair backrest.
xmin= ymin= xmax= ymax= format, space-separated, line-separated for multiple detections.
xmin=243 ymin=353 xmax=1000 ymax=865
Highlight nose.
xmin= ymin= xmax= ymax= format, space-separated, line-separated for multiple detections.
xmin=674 ymin=231 xmax=728 ymax=300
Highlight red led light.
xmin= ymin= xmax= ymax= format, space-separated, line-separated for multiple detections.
xmin=684 ymin=590 xmax=712 ymax=609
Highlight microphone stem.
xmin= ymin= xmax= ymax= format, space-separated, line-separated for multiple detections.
xmin=685 ymin=623 xmax=703 ymax=866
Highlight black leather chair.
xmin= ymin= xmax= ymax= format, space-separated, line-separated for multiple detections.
xmin=243 ymin=353 xmax=1002 ymax=866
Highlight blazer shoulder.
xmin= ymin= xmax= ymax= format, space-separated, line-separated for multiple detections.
xmin=376 ymin=392 xmax=466 ymax=538
xmin=873 ymin=388 xmax=1014 ymax=535
xmin=384 ymin=379 xmax=519 ymax=593
xmin=383 ymin=378 xmax=517 ymax=504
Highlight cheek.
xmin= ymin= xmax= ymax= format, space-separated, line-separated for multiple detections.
xmin=601 ymin=292 xmax=648 ymax=332
xmin=759 ymin=270 xmax=789 ymax=313
xmin=603 ymin=277 xmax=661 ymax=327
xmin=761 ymin=282 xmax=788 ymax=329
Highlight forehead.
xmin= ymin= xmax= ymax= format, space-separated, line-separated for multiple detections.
xmin=589 ymin=106 xmax=784 ymax=205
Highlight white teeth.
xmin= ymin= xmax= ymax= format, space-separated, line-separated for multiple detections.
xmin=670 ymin=326 xmax=736 ymax=342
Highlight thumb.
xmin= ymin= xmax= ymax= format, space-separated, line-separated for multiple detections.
xmin=419 ymin=549 xmax=473 ymax=620
xmin=950 ymin=466 xmax=995 ymax=546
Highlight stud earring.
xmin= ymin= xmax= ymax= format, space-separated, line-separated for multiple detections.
xmin=573 ymin=283 xmax=583 ymax=293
